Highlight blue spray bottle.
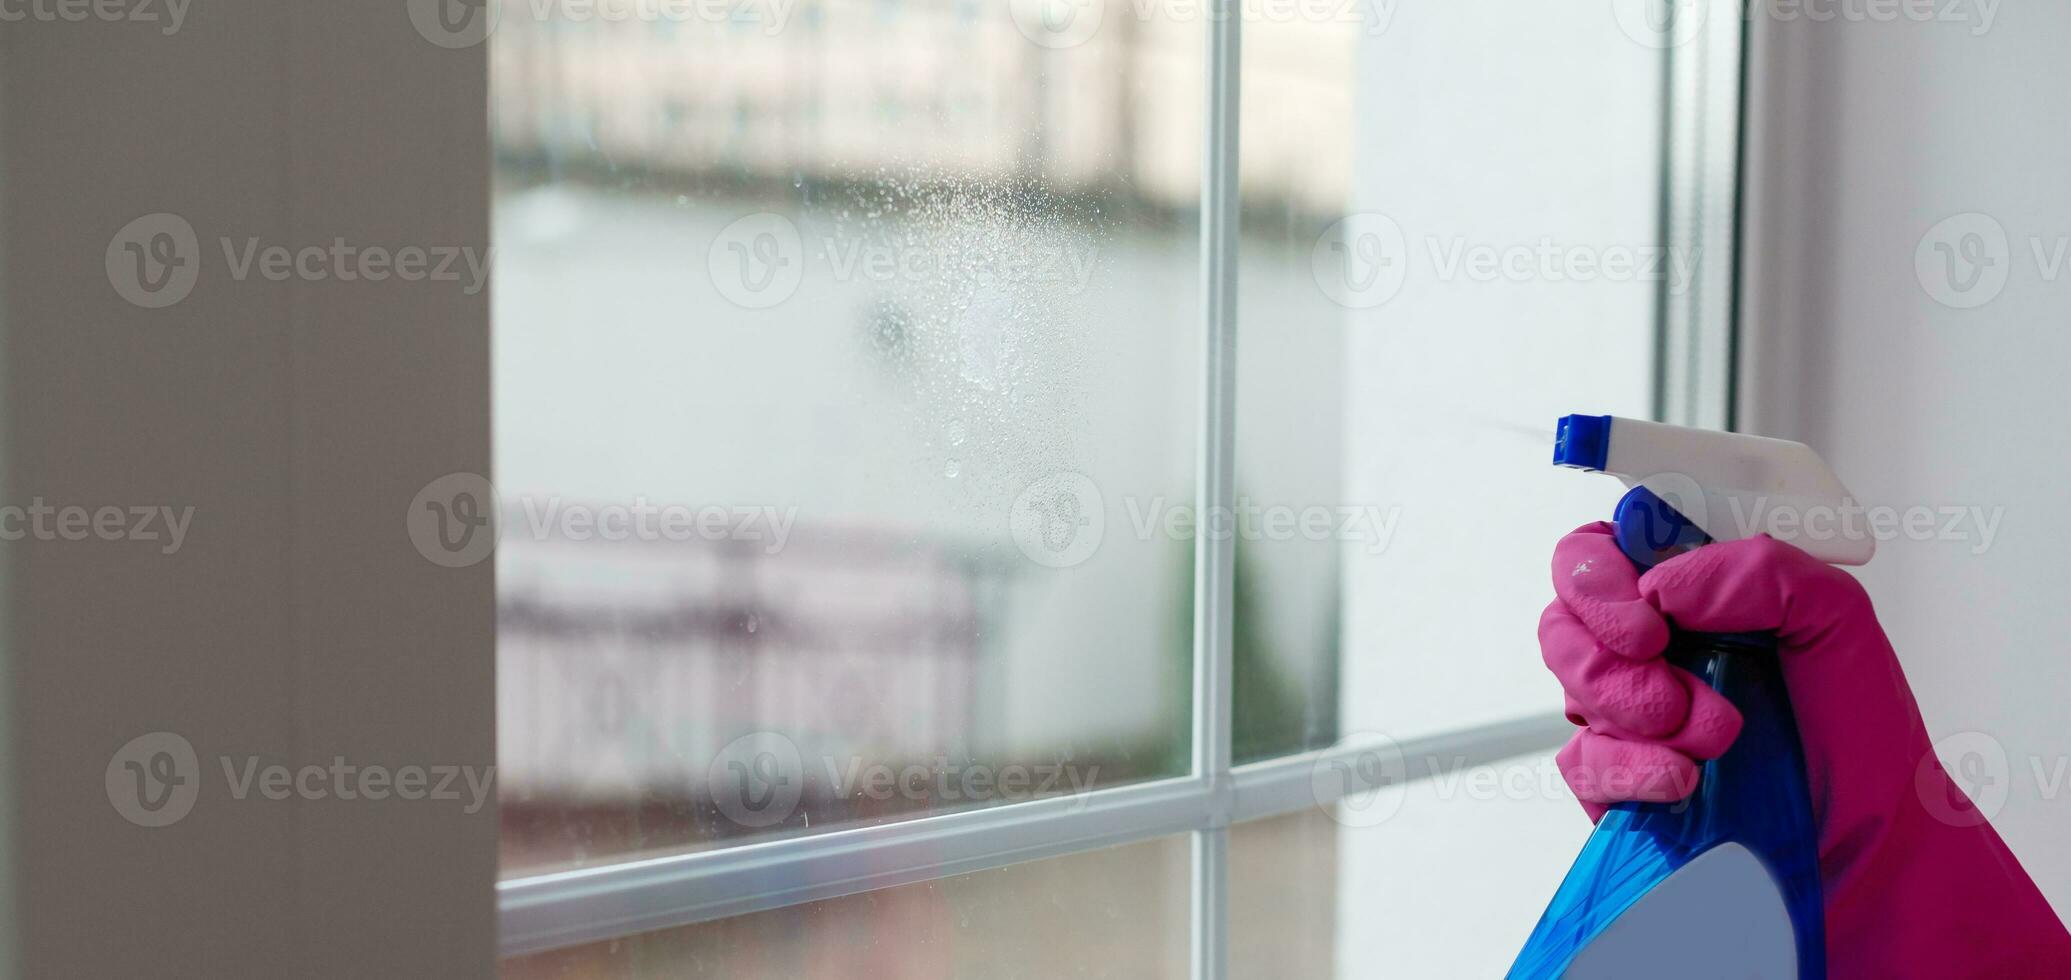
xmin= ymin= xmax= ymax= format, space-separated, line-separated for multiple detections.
xmin=1507 ymin=415 xmax=1875 ymax=980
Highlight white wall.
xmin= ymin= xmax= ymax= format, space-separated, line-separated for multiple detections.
xmin=1740 ymin=5 xmax=2071 ymax=915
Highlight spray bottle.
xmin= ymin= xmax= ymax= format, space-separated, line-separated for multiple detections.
xmin=1506 ymin=415 xmax=1874 ymax=979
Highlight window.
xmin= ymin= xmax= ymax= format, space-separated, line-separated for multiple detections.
xmin=492 ymin=0 xmax=1203 ymax=873
xmin=492 ymin=0 xmax=1745 ymax=975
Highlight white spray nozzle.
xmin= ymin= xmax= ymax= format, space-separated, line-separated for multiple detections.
xmin=1554 ymin=414 xmax=1875 ymax=567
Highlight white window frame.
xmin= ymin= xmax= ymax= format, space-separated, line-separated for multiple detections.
xmin=495 ymin=7 xmax=1747 ymax=980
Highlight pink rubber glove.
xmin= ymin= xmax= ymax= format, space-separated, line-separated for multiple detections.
xmin=1542 ymin=522 xmax=2071 ymax=977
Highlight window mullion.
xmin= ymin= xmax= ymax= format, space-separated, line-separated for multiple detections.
xmin=1192 ymin=0 xmax=1242 ymax=977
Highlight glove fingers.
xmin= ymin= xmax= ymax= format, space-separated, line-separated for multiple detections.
xmin=1656 ymin=667 xmax=1742 ymax=760
xmin=1540 ymin=602 xmax=1691 ymax=739
xmin=1638 ymin=534 xmax=1872 ymax=645
xmin=1556 ymin=728 xmax=1700 ymax=805
xmin=1551 ymin=522 xmax=1669 ymax=659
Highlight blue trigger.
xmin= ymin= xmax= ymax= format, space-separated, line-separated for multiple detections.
xmin=1611 ymin=485 xmax=1712 ymax=570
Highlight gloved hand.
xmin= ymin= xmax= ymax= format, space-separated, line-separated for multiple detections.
xmin=1542 ymin=522 xmax=2071 ymax=977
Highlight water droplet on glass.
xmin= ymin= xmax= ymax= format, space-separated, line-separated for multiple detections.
xmin=943 ymin=459 xmax=961 ymax=478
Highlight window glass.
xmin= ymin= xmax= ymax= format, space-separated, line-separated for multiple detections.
xmin=1235 ymin=3 xmax=1665 ymax=759
xmin=1229 ymin=805 xmax=1338 ymax=977
xmin=492 ymin=0 xmax=1203 ymax=873
xmin=500 ymin=833 xmax=1192 ymax=978
xmin=1228 ymin=8 xmax=1363 ymax=763
xmin=1229 ymin=751 xmax=1593 ymax=978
